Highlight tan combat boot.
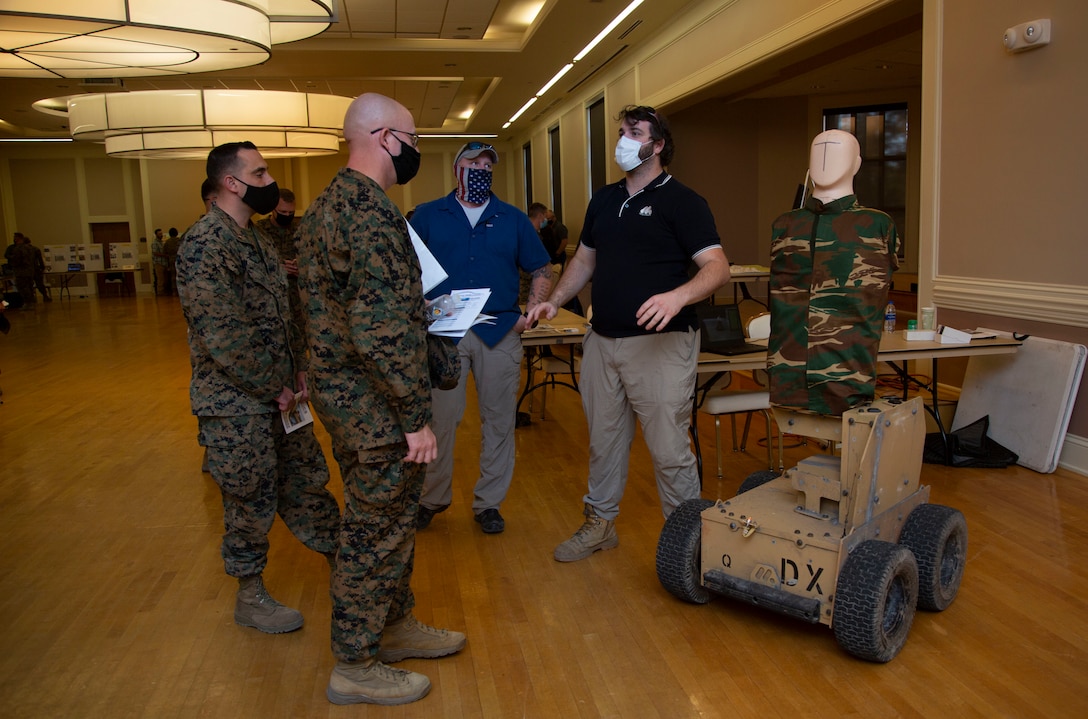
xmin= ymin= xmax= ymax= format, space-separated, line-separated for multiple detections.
xmin=234 ymin=575 xmax=303 ymax=633
xmin=554 ymin=504 xmax=618 ymax=562
xmin=377 ymin=614 xmax=467 ymax=663
xmin=326 ymin=659 xmax=431 ymax=705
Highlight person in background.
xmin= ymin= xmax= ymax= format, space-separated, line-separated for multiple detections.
xmin=528 ymin=202 xmax=580 ymax=315
xmin=201 ymin=177 xmax=219 ymax=215
xmin=23 ymin=236 xmax=50 ymax=303
xmin=8 ymin=233 xmax=36 ymax=309
xmin=176 ymin=141 xmax=341 ymax=637
xmin=410 ymin=143 xmax=552 ymax=535
xmin=256 ymin=187 xmax=301 ymax=273
xmin=255 ymin=188 xmax=303 ymax=321
xmin=162 ymin=228 xmax=181 ymax=295
xmin=527 ymin=105 xmax=731 ymax=562
xmin=151 ymin=228 xmax=168 ymax=295
xmin=295 ymin=93 xmax=465 ymax=706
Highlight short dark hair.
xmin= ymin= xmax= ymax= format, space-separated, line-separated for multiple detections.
xmin=279 ymin=188 xmax=295 ymax=203
xmin=206 ymin=141 xmax=258 ymax=186
xmin=527 ymin=202 xmax=547 ymax=218
xmin=617 ymin=105 xmax=674 ymax=167
xmin=200 ymin=177 xmax=217 ymax=202
xmin=168 ymin=227 xmax=179 ymax=237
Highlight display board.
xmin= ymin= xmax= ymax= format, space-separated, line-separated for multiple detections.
xmin=42 ymin=244 xmax=105 ymax=272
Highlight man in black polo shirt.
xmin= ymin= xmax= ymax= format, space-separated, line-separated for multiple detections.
xmin=527 ymin=105 xmax=731 ymax=562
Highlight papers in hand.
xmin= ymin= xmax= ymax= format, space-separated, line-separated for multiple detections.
xmin=282 ymin=402 xmax=315 ymax=433
xmin=405 ymin=220 xmax=448 ymax=293
xmin=429 ymin=288 xmax=493 ymax=338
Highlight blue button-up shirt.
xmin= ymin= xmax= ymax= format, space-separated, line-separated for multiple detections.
xmin=411 ymin=192 xmax=550 ymax=347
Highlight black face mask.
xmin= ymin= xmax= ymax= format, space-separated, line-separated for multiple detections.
xmin=236 ymin=179 xmax=280 ymax=215
xmin=274 ymin=211 xmax=294 ymax=228
xmin=387 ymin=140 xmax=421 ymax=185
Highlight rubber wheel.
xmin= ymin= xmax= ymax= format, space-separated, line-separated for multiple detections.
xmin=656 ymin=498 xmax=715 ymax=604
xmin=833 ymin=540 xmax=919 ymax=662
xmin=898 ymin=503 xmax=968 ymax=611
xmin=737 ymin=470 xmax=779 ymax=494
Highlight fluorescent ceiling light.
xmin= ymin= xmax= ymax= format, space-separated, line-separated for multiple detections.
xmin=574 ymin=0 xmax=644 ymax=62
xmin=536 ymin=64 xmax=574 ymax=97
xmin=504 ymin=0 xmax=644 ymax=128
xmin=54 ymin=89 xmax=352 ymax=159
xmin=0 ymin=137 xmax=74 ymax=142
xmin=0 ymin=1 xmax=334 ymax=78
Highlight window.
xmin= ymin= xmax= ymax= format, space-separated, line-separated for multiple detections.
xmin=824 ymin=103 xmax=907 ymax=259
xmin=522 ymin=142 xmax=532 ymax=207
xmin=548 ymin=125 xmax=562 ymax=221
xmin=587 ymin=97 xmax=607 ymax=195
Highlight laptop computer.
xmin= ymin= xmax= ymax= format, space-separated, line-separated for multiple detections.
xmin=696 ymin=303 xmax=767 ymax=356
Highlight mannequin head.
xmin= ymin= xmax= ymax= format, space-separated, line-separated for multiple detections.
xmin=808 ymin=129 xmax=861 ymax=202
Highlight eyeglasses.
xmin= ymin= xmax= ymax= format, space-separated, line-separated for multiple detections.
xmin=370 ymin=128 xmax=419 ymax=148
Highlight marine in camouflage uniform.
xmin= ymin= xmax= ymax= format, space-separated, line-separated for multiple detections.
xmin=176 ymin=204 xmax=340 ymax=584
xmin=295 ymin=166 xmax=433 ymax=663
xmin=767 ymin=193 xmax=898 ymax=416
xmin=255 ymin=195 xmax=303 ymax=329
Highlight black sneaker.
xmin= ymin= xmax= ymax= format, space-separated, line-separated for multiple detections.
xmin=474 ymin=508 xmax=505 ymax=534
xmin=416 ymin=505 xmax=440 ymax=530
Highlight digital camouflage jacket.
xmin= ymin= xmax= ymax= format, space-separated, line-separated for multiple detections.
xmin=295 ymin=168 xmax=431 ymax=456
xmin=176 ymin=205 xmax=304 ymax=417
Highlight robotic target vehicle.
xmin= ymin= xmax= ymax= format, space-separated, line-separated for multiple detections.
xmin=656 ymin=395 xmax=968 ymax=662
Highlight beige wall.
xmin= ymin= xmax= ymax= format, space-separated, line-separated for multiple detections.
xmin=925 ymin=0 xmax=1088 ymax=441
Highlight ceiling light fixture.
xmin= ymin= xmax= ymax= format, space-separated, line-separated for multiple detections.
xmin=0 ymin=1 xmax=334 ymax=78
xmin=50 ymin=89 xmax=352 ymax=159
xmin=503 ymin=0 xmax=644 ymax=129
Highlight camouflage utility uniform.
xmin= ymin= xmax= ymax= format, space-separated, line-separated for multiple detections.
xmin=767 ymin=194 xmax=898 ymax=416
xmin=256 ymin=212 xmax=304 ymax=329
xmin=176 ymin=205 xmax=340 ymax=579
xmin=9 ymin=241 xmax=36 ymax=306
xmin=295 ymin=168 xmax=432 ymax=663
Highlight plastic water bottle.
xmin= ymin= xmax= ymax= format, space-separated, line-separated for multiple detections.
xmin=884 ymin=301 xmax=896 ymax=333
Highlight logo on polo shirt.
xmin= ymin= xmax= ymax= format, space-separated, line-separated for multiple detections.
xmin=639 ymin=206 xmax=653 ymax=216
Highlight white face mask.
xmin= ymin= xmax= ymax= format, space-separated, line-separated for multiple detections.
xmin=614 ymin=135 xmax=651 ymax=172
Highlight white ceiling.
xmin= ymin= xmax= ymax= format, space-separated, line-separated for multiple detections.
xmin=0 ymin=0 xmax=922 ymax=141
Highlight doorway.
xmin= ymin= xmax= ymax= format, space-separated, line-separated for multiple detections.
xmin=90 ymin=222 xmax=135 ymax=296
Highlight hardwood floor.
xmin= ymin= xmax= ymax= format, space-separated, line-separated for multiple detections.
xmin=1 ymin=296 xmax=1086 ymax=718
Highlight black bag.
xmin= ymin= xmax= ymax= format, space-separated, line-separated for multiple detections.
xmin=427 ymin=333 xmax=460 ymax=390
xmin=922 ymin=415 xmax=1019 ymax=468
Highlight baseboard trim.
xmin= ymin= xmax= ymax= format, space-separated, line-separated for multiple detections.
xmin=1059 ymin=433 xmax=1088 ymax=477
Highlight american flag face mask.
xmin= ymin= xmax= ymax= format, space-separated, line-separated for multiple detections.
xmin=456 ymin=165 xmax=493 ymax=204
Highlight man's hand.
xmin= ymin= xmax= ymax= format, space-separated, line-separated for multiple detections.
xmin=283 ymin=258 xmax=299 ymax=277
xmin=404 ymin=425 xmax=438 ymax=464
xmin=636 ymin=290 xmax=685 ymax=331
xmin=525 ymin=301 xmax=557 ymax=326
xmin=275 ymin=386 xmax=298 ymax=412
xmin=294 ymin=372 xmax=310 ymax=405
